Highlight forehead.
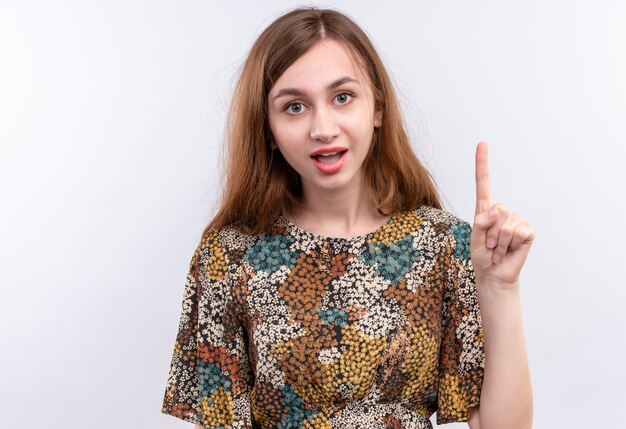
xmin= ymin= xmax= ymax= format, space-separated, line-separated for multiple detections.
xmin=269 ymin=40 xmax=370 ymax=92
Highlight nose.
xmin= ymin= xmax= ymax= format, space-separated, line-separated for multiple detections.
xmin=310 ymin=106 xmax=339 ymax=142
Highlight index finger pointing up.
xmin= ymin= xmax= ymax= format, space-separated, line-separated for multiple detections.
xmin=475 ymin=141 xmax=493 ymax=215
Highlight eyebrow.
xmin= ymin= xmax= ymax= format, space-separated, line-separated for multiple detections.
xmin=271 ymin=76 xmax=361 ymax=102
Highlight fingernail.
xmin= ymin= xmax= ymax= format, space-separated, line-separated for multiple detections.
xmin=487 ymin=239 xmax=496 ymax=248
xmin=488 ymin=207 xmax=497 ymax=219
xmin=493 ymin=253 xmax=502 ymax=264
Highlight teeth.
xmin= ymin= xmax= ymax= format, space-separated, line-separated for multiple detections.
xmin=319 ymin=151 xmax=339 ymax=156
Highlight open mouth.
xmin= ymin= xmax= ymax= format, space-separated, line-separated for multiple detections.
xmin=311 ymin=149 xmax=348 ymax=164
xmin=310 ymin=149 xmax=348 ymax=173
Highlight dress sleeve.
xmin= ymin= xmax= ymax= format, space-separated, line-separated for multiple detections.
xmin=161 ymin=229 xmax=253 ymax=428
xmin=436 ymin=221 xmax=485 ymax=424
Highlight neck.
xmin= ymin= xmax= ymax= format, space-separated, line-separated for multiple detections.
xmin=287 ymin=173 xmax=388 ymax=238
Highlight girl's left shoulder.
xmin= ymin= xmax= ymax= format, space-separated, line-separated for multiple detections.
xmin=413 ymin=205 xmax=471 ymax=229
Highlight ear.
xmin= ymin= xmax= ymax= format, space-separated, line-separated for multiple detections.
xmin=374 ymin=107 xmax=383 ymax=128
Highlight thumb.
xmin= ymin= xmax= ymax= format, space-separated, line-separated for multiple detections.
xmin=471 ymin=206 xmax=498 ymax=248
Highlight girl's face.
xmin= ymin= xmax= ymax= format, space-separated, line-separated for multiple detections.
xmin=267 ymin=39 xmax=382 ymax=198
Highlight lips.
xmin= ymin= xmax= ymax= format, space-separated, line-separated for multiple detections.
xmin=310 ymin=149 xmax=348 ymax=173
xmin=310 ymin=146 xmax=349 ymax=157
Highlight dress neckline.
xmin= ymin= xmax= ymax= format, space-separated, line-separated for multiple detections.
xmin=278 ymin=211 xmax=396 ymax=242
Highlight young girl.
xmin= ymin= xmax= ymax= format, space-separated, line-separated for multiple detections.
xmin=162 ymin=7 xmax=534 ymax=429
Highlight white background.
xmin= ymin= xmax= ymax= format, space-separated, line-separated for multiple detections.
xmin=1 ymin=1 xmax=624 ymax=428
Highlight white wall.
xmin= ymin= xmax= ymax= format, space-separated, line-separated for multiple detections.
xmin=1 ymin=1 xmax=624 ymax=428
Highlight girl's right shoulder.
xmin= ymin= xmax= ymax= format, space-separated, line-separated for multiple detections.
xmin=196 ymin=225 xmax=267 ymax=262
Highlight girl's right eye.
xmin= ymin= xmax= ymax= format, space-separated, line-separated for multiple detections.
xmin=285 ymin=102 xmax=304 ymax=114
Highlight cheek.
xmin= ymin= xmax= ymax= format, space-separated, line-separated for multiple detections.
xmin=347 ymin=123 xmax=375 ymax=149
xmin=272 ymin=119 xmax=308 ymax=147
xmin=346 ymin=105 xmax=375 ymax=133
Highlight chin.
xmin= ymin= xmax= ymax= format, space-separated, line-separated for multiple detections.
xmin=310 ymin=176 xmax=360 ymax=193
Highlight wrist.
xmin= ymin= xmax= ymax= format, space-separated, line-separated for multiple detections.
xmin=475 ymin=276 xmax=520 ymax=292
xmin=475 ymin=278 xmax=521 ymax=306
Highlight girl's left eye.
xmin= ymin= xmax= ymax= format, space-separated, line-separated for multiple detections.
xmin=335 ymin=92 xmax=353 ymax=104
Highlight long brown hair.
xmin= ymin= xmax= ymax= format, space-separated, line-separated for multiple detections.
xmin=205 ymin=6 xmax=443 ymax=236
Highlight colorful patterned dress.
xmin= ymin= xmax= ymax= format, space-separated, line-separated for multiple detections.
xmin=161 ymin=205 xmax=485 ymax=428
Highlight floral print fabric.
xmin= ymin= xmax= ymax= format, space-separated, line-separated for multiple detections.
xmin=161 ymin=205 xmax=485 ymax=428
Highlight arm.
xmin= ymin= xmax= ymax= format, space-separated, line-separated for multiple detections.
xmin=468 ymin=405 xmax=480 ymax=428
xmin=468 ymin=142 xmax=534 ymax=428
xmin=469 ymin=283 xmax=532 ymax=429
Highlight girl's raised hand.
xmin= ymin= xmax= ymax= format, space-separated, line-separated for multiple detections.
xmin=470 ymin=142 xmax=535 ymax=288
